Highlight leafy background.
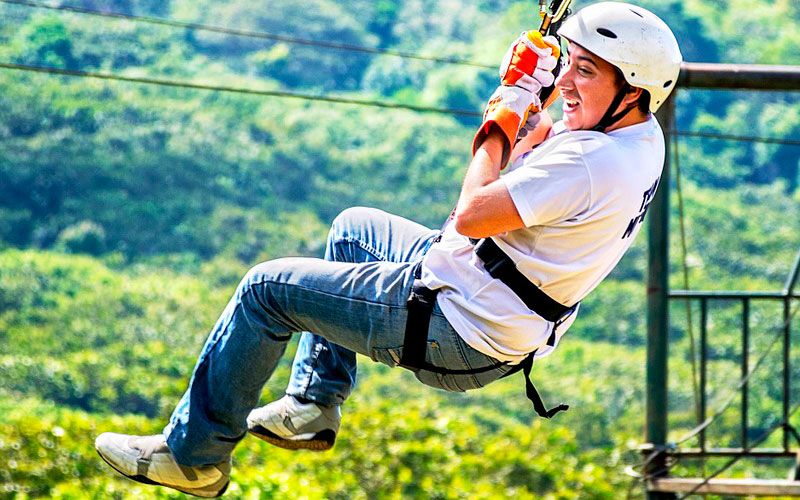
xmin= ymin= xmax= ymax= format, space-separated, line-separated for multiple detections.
xmin=0 ymin=0 xmax=798 ymax=498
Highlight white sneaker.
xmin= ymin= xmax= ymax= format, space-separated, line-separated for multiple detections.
xmin=247 ymin=395 xmax=341 ymax=451
xmin=94 ymin=433 xmax=230 ymax=498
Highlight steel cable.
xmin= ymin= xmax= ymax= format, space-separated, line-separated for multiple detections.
xmin=0 ymin=61 xmax=483 ymax=118
xmin=0 ymin=0 xmax=495 ymax=69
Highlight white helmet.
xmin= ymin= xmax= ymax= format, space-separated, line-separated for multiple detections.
xmin=557 ymin=1 xmax=682 ymax=112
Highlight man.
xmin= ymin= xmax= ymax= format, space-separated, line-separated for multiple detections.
xmin=95 ymin=2 xmax=682 ymax=497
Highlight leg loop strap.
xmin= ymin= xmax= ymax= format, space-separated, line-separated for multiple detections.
xmin=400 ymin=266 xmax=569 ymax=419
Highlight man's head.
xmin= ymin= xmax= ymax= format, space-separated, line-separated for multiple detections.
xmin=555 ymin=2 xmax=682 ymax=132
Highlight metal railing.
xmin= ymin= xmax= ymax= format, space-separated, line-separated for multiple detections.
xmin=669 ymin=261 xmax=800 ymax=457
xmin=645 ymin=62 xmax=800 ymax=499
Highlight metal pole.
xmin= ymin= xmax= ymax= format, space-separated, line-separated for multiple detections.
xmin=679 ymin=62 xmax=800 ymax=90
xmin=742 ymin=298 xmax=750 ymax=450
xmin=700 ymin=298 xmax=708 ymax=452
xmin=646 ymin=95 xmax=675 ymax=500
xmin=784 ymin=247 xmax=800 ymax=296
xmin=784 ymin=296 xmax=791 ymax=451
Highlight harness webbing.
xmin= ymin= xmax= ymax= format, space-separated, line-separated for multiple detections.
xmin=473 ymin=238 xmax=574 ymax=322
xmin=399 ymin=240 xmax=572 ymax=419
xmin=400 ymin=279 xmax=512 ymax=376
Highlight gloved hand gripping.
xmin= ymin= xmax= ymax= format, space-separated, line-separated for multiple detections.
xmin=472 ymin=32 xmax=560 ymax=168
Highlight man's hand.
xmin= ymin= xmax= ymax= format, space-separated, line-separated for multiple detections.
xmin=473 ymin=85 xmax=539 ymax=168
xmin=472 ymin=32 xmax=560 ymax=168
xmin=500 ymin=31 xmax=560 ymax=92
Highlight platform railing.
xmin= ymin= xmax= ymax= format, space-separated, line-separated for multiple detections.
xmin=645 ymin=62 xmax=800 ymax=499
xmin=667 ymin=286 xmax=800 ymax=458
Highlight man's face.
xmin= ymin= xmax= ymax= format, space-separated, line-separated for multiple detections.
xmin=556 ymin=42 xmax=623 ymax=131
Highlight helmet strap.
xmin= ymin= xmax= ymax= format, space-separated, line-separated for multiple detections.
xmin=590 ymin=83 xmax=636 ymax=133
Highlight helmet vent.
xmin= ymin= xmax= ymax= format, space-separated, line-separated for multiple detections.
xmin=630 ymin=9 xmax=644 ymax=18
xmin=663 ymin=80 xmax=673 ymax=88
xmin=596 ymin=28 xmax=618 ymax=38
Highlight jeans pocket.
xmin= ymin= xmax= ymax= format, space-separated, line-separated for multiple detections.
xmin=423 ymin=324 xmax=515 ymax=392
xmin=370 ymin=346 xmax=403 ymax=367
xmin=410 ymin=340 xmax=469 ymax=393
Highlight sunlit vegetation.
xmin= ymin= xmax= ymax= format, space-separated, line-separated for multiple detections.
xmin=0 ymin=0 xmax=798 ymax=497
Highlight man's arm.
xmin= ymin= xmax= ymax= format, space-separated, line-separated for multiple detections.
xmin=454 ymin=109 xmax=553 ymax=239
xmin=454 ymin=126 xmax=525 ymax=239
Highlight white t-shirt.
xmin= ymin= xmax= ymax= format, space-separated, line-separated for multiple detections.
xmin=420 ymin=116 xmax=665 ymax=362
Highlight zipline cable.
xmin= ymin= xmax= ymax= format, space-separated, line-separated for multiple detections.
xmin=1 ymin=62 xmax=798 ymax=146
xmin=3 ymin=2 xmax=800 ymax=147
xmin=0 ymin=61 xmax=483 ymax=118
xmin=0 ymin=0 xmax=496 ymax=69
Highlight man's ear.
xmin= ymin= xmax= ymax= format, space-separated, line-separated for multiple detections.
xmin=623 ymin=86 xmax=644 ymax=107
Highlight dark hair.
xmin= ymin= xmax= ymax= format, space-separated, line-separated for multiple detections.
xmin=613 ymin=67 xmax=651 ymax=114
xmin=636 ymin=90 xmax=652 ymax=114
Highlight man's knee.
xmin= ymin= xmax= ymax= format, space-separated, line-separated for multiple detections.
xmin=240 ymin=259 xmax=295 ymax=294
xmin=331 ymin=206 xmax=371 ymax=232
xmin=328 ymin=206 xmax=379 ymax=243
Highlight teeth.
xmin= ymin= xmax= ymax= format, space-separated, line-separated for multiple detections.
xmin=565 ymin=98 xmax=579 ymax=106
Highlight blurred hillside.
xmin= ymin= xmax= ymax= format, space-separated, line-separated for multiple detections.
xmin=0 ymin=0 xmax=798 ymax=497
xmin=0 ymin=0 xmax=798 ymax=260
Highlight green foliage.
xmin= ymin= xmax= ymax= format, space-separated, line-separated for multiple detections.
xmin=669 ymin=182 xmax=798 ymax=289
xmin=8 ymin=15 xmax=77 ymax=68
xmin=0 ymin=0 xmax=798 ymax=497
xmin=0 ymin=250 xmax=221 ymax=416
xmin=572 ymin=280 xmax=646 ymax=346
xmin=55 ymin=220 xmax=107 ymax=256
xmin=0 ymin=396 xmax=159 ymax=498
xmin=0 ymin=249 xmax=643 ymax=497
xmin=182 ymin=0 xmax=377 ymax=90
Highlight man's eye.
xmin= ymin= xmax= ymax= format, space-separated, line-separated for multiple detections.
xmin=577 ymin=66 xmax=592 ymax=75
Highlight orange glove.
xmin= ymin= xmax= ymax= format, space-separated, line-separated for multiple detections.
xmin=500 ymin=31 xmax=560 ymax=89
xmin=472 ymin=32 xmax=560 ymax=168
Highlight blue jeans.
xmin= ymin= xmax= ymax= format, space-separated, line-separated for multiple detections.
xmin=164 ymin=207 xmax=512 ymax=466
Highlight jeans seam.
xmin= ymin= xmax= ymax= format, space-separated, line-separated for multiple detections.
xmin=195 ymin=284 xmax=290 ymax=371
xmin=449 ymin=328 xmax=499 ymax=387
xmin=334 ymin=236 xmax=385 ymax=262
xmin=450 ymin=328 xmax=474 ymax=370
xmin=247 ymin=278 xmax=407 ymax=310
xmin=298 ymin=339 xmax=323 ymax=399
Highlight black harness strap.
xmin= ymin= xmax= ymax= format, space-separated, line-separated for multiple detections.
xmin=502 ymin=351 xmax=569 ymax=419
xmin=399 ymin=279 xmax=437 ymax=371
xmin=400 ymin=279 xmax=509 ymax=376
xmin=400 ymin=244 xmax=574 ymax=419
xmin=473 ymin=238 xmax=573 ymax=322
xmin=590 ymin=82 xmax=636 ymax=133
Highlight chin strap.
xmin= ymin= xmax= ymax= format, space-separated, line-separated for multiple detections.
xmin=590 ymin=83 xmax=636 ymax=133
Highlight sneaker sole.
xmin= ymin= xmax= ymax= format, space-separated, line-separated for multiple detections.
xmin=95 ymin=448 xmax=229 ymax=498
xmin=248 ymin=426 xmax=335 ymax=451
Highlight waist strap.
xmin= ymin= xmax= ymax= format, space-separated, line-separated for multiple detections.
xmin=400 ymin=279 xmax=505 ymax=376
xmin=399 ymin=266 xmax=568 ymax=419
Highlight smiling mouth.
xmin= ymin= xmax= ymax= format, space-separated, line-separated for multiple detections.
xmin=563 ymin=97 xmax=580 ymax=111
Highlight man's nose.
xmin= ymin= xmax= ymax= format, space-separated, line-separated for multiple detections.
xmin=555 ymin=63 xmax=575 ymax=88
xmin=555 ymin=70 xmax=569 ymax=88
